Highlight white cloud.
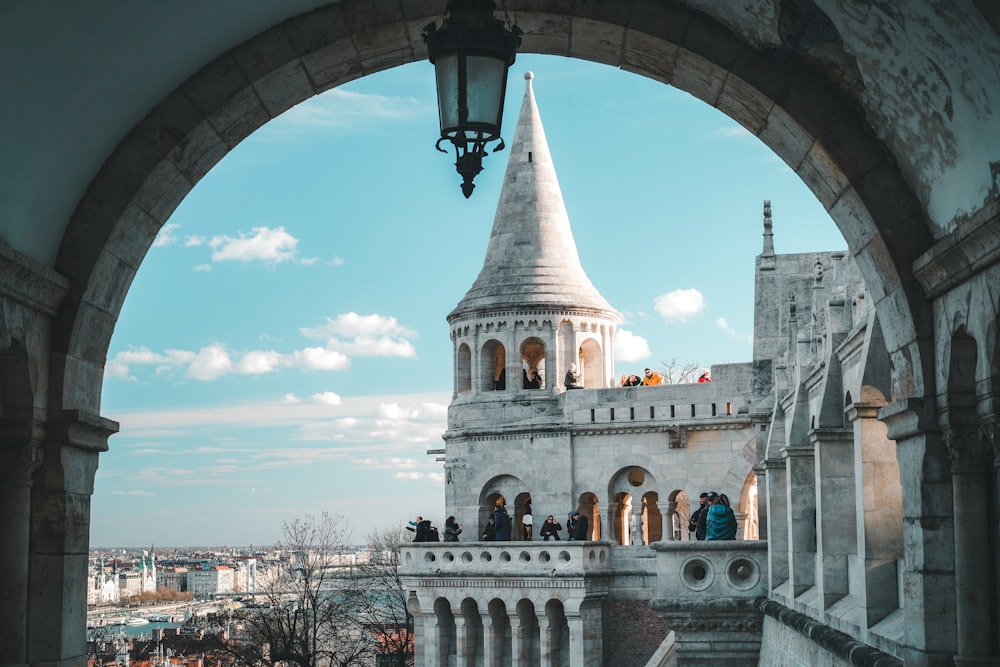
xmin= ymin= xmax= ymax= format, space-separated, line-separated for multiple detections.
xmin=715 ymin=317 xmax=752 ymax=344
xmin=301 ymin=313 xmax=418 ymax=359
xmin=106 ymin=342 xmax=352 ymax=382
xmin=154 ymin=223 xmax=181 ymax=247
xmin=303 ymin=312 xmax=415 ymax=339
xmin=185 ymin=344 xmax=234 ymax=381
xmin=614 ymin=329 xmax=651 ymax=362
xmin=377 ymin=402 xmax=420 ymax=420
xmin=209 ymin=226 xmax=302 ymax=264
xmin=311 ymin=392 xmax=342 ymax=406
xmin=193 ymin=264 xmax=212 ymax=272
xmin=277 ymin=89 xmax=426 ymax=129
xmin=286 ymin=347 xmax=352 ymax=371
xmin=185 ymin=235 xmax=206 ymax=247
xmin=329 ymin=256 xmax=345 ymax=267
xmin=236 ymin=350 xmax=282 ymax=375
xmin=654 ymin=288 xmax=707 ymax=322
xmin=282 ymin=394 xmax=302 ymax=404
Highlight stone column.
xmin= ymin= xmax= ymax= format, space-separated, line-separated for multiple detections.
xmin=454 ymin=613 xmax=470 ymax=667
xmin=540 ymin=607 xmax=563 ymax=667
xmin=812 ymin=428 xmax=855 ymax=608
xmin=632 ymin=504 xmax=643 ymax=546
xmin=604 ymin=501 xmax=618 ymax=545
xmin=565 ymin=612 xmax=586 ymax=666
xmin=763 ymin=457 xmax=789 ymax=591
xmin=483 ymin=609 xmax=502 ymax=667
xmin=0 ymin=438 xmax=39 ymax=667
xmin=848 ymin=401 xmax=900 ymax=627
xmin=663 ymin=500 xmax=677 ymax=541
xmin=945 ymin=425 xmax=995 ymax=664
xmin=881 ymin=398 xmax=957 ymax=666
xmin=509 ymin=613 xmax=527 ymax=667
xmin=783 ymin=442 xmax=817 ymax=599
xmin=419 ymin=613 xmax=441 ymax=667
xmin=28 ymin=411 xmax=115 ymax=667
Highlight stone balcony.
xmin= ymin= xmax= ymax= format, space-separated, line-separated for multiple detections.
xmin=399 ymin=540 xmax=611 ymax=580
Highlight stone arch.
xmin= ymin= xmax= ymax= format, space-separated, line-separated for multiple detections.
xmin=49 ymin=0 xmax=933 ymax=426
xmin=515 ymin=598 xmax=540 ymax=663
xmin=577 ymin=491 xmax=601 ymax=541
xmin=16 ymin=4 xmax=945 ymax=660
xmin=520 ymin=336 xmax=545 ymax=389
xmin=544 ymin=598 xmax=570 ymax=667
xmin=720 ymin=438 xmax=758 ymax=512
xmin=579 ymin=337 xmax=603 ymax=388
xmin=481 ymin=339 xmax=506 ymax=392
xmin=513 ymin=491 xmax=532 ymax=540
xmin=737 ymin=469 xmax=759 ymax=540
xmin=479 ymin=474 xmax=527 ymax=537
xmin=433 ymin=597 xmax=456 ymax=665
xmin=456 ymin=342 xmax=472 ymax=395
xmin=486 ymin=598 xmax=512 ymax=664
xmin=669 ymin=489 xmax=694 ymax=541
xmin=460 ymin=597 xmax=484 ymax=665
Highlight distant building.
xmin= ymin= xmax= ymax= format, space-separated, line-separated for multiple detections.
xmin=188 ymin=565 xmax=234 ymax=598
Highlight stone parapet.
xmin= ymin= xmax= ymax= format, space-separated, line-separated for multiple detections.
xmin=649 ymin=540 xmax=769 ymax=666
xmin=400 ymin=540 xmax=611 ymax=580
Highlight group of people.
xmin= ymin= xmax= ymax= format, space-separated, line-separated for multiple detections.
xmin=539 ymin=511 xmax=590 ymax=541
xmin=415 ymin=505 xmax=592 ymax=543
xmin=408 ymin=515 xmax=464 ymax=542
xmin=618 ymin=367 xmax=713 ymax=386
xmin=618 ymin=367 xmax=664 ymax=386
xmin=687 ymin=491 xmax=738 ymax=540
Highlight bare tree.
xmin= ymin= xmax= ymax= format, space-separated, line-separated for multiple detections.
xmin=659 ymin=358 xmax=701 ymax=384
xmin=352 ymin=525 xmax=414 ymax=667
xmin=217 ymin=512 xmax=372 ymax=667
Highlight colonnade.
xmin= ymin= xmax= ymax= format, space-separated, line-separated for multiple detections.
xmin=411 ymin=594 xmax=603 ymax=667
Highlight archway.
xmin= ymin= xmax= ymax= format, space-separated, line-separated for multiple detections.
xmin=3 ymin=2 xmax=969 ymax=663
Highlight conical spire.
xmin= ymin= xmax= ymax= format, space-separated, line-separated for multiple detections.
xmin=449 ymin=72 xmax=616 ymax=320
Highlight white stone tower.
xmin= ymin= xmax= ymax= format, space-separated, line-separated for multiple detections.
xmin=447 ymin=71 xmax=619 ymax=400
xmin=445 ymin=72 xmax=620 ymax=533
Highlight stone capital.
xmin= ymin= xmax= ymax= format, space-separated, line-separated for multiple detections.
xmin=878 ymin=397 xmax=937 ymax=442
xmin=943 ymin=426 xmax=991 ymax=470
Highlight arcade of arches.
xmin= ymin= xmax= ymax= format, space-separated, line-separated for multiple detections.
xmin=2 ymin=2 xmax=1000 ymax=665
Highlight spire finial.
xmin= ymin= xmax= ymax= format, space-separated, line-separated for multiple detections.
xmin=762 ymin=199 xmax=775 ymax=256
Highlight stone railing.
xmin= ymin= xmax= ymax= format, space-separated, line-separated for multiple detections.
xmin=648 ymin=540 xmax=769 ymax=666
xmin=649 ymin=539 xmax=768 ymax=598
xmin=399 ymin=540 xmax=612 ymax=579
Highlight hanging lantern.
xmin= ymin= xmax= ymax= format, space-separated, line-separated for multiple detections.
xmin=423 ymin=1 xmax=521 ymax=198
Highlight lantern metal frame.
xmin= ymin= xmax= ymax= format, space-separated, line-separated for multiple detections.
xmin=423 ymin=0 xmax=521 ymax=198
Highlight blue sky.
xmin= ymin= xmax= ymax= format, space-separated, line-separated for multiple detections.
xmin=93 ymin=54 xmax=845 ymax=548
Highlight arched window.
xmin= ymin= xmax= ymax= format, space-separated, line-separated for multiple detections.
xmin=481 ymin=340 xmax=505 ymax=392
xmin=520 ymin=337 xmax=545 ymax=389
xmin=456 ymin=343 xmax=472 ymax=394
xmin=579 ymin=338 xmax=603 ymax=388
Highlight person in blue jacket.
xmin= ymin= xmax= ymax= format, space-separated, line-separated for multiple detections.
xmin=704 ymin=492 xmax=738 ymax=540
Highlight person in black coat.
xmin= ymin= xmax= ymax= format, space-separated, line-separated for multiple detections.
xmin=406 ymin=516 xmax=431 ymax=542
xmin=494 ymin=505 xmax=512 ymax=541
xmin=482 ymin=516 xmax=496 ymax=541
xmin=688 ymin=493 xmax=709 ymax=540
xmin=539 ymin=515 xmax=562 ymax=541
xmin=571 ymin=511 xmax=589 ymax=541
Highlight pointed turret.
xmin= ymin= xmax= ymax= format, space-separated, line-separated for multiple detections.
xmin=446 ymin=73 xmax=619 ymax=400
xmin=449 ymin=72 xmax=616 ymax=321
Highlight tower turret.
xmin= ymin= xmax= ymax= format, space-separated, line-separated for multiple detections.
xmin=448 ymin=72 xmax=619 ymax=399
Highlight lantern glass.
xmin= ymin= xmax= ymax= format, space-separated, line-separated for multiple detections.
xmin=434 ymin=53 xmax=460 ymax=132
xmin=464 ymin=54 xmax=506 ymax=129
